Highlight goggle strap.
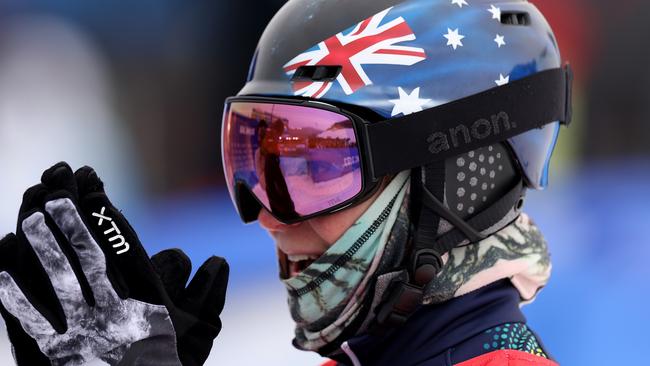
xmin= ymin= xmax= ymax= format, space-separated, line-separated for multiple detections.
xmin=366 ymin=65 xmax=573 ymax=178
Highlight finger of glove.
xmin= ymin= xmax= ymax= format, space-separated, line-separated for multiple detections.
xmin=0 ymin=235 xmax=51 ymax=363
xmin=184 ymin=256 xmax=229 ymax=324
xmin=151 ymin=249 xmax=192 ymax=302
xmin=27 ymin=164 xmax=101 ymax=307
xmin=18 ymin=179 xmax=91 ymax=316
xmin=21 ymin=211 xmax=87 ymax=321
xmin=75 ymin=167 xmax=170 ymax=306
xmin=17 ymin=183 xmax=49 ymax=231
xmin=44 ymin=198 xmax=119 ymax=305
xmin=0 ymin=271 xmax=56 ymax=338
xmin=40 ymin=162 xmax=78 ymax=201
xmin=0 ymin=230 xmax=67 ymax=335
xmin=0 ymin=233 xmax=62 ymax=345
xmin=0 ymin=301 xmax=51 ymax=365
xmin=75 ymin=166 xmax=105 ymax=199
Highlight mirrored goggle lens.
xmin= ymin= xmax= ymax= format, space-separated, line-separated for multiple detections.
xmin=222 ymin=101 xmax=362 ymax=222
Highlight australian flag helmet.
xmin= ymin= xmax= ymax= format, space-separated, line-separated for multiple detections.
xmin=239 ymin=0 xmax=564 ymax=189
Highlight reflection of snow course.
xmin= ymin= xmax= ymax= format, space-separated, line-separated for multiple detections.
xmin=229 ymin=107 xmax=361 ymax=216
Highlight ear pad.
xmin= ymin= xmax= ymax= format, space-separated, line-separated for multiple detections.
xmin=445 ymin=143 xmax=518 ymax=220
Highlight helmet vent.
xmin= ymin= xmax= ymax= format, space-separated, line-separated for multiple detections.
xmin=291 ymin=65 xmax=342 ymax=82
xmin=500 ymin=12 xmax=531 ymax=26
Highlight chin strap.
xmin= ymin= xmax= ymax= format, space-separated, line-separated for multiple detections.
xmin=373 ymin=163 xmax=525 ymax=330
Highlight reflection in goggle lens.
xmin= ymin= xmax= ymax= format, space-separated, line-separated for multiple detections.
xmin=223 ymin=102 xmax=362 ymax=221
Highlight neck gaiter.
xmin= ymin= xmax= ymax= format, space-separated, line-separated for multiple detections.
xmin=282 ymin=171 xmax=410 ymax=351
xmin=281 ymin=171 xmax=552 ymax=354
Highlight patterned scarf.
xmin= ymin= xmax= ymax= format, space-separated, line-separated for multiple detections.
xmin=282 ymin=172 xmax=552 ymax=353
xmin=423 ymin=213 xmax=551 ymax=305
xmin=282 ymin=171 xmax=410 ymax=351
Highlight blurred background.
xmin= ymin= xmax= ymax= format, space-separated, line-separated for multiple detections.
xmin=0 ymin=0 xmax=648 ymax=365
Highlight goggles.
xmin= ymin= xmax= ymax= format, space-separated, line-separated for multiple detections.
xmin=222 ymin=66 xmax=572 ymax=224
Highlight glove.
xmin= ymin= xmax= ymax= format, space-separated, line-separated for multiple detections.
xmin=0 ymin=163 xmax=229 ymax=365
xmin=150 ymin=249 xmax=229 ymax=366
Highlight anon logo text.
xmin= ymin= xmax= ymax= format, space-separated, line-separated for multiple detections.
xmin=92 ymin=207 xmax=130 ymax=255
xmin=427 ymin=112 xmax=516 ymax=154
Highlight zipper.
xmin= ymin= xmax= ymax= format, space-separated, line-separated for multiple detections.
xmin=341 ymin=341 xmax=362 ymax=366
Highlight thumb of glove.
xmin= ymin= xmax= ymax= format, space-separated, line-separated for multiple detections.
xmin=151 ymin=249 xmax=229 ymax=324
xmin=151 ymin=249 xmax=192 ymax=302
xmin=184 ymin=255 xmax=229 ymax=325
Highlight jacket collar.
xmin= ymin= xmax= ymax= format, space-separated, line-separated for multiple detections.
xmin=332 ymin=280 xmax=526 ymax=366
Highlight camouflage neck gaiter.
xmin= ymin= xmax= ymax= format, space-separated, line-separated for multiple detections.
xmin=282 ymin=169 xmax=552 ymax=354
xmin=282 ymin=171 xmax=410 ymax=352
xmin=422 ymin=213 xmax=552 ymax=305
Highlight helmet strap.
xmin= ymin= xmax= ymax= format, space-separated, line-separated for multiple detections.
xmin=372 ymin=162 xmax=525 ymax=331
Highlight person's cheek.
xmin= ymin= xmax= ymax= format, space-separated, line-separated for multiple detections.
xmin=259 ymin=208 xmax=331 ymax=256
xmin=308 ymin=200 xmax=372 ymax=245
xmin=258 ymin=208 xmax=299 ymax=233
xmin=309 ymin=180 xmax=390 ymax=246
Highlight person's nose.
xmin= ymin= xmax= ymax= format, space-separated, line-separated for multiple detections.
xmin=257 ymin=208 xmax=300 ymax=232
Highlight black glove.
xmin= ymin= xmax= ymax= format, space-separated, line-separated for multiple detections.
xmin=0 ymin=163 xmax=229 ymax=365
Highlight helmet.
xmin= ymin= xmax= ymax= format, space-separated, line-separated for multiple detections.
xmin=239 ymin=0 xmax=566 ymax=190
xmin=227 ymin=0 xmax=571 ymax=334
xmin=225 ymin=0 xmax=571 ymax=342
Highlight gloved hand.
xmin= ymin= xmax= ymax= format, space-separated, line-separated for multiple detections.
xmin=0 ymin=163 xmax=229 ymax=366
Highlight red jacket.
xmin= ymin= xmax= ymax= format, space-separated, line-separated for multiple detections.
xmin=456 ymin=350 xmax=558 ymax=366
xmin=323 ymin=350 xmax=558 ymax=366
